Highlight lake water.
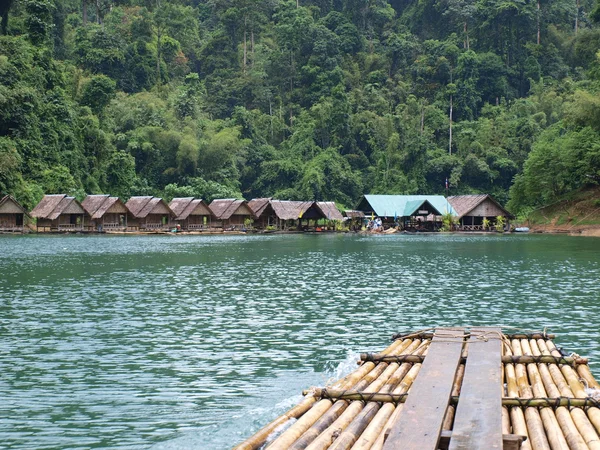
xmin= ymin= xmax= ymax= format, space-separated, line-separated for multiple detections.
xmin=1 ymin=233 xmax=600 ymax=449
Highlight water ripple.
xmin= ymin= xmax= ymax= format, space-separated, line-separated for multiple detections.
xmin=1 ymin=233 xmax=599 ymax=449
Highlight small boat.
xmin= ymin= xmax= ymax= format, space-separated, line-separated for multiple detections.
xmin=514 ymin=227 xmax=530 ymax=232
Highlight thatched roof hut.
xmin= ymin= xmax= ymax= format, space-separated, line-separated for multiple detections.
xmin=169 ymin=197 xmax=213 ymax=230
xmin=0 ymin=195 xmax=31 ymax=232
xmin=248 ymin=198 xmax=278 ymax=229
xmin=82 ymin=195 xmax=130 ymax=231
xmin=30 ymin=194 xmax=87 ymax=232
xmin=447 ymin=194 xmax=512 ymax=230
xmin=316 ymin=201 xmax=343 ymax=221
xmin=209 ymin=199 xmax=254 ymax=230
xmin=124 ymin=196 xmax=173 ymax=230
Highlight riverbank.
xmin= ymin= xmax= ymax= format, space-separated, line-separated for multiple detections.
xmin=524 ymin=186 xmax=600 ymax=236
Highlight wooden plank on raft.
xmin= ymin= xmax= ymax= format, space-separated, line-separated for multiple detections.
xmin=383 ymin=327 xmax=465 ymax=450
xmin=448 ymin=327 xmax=503 ymax=450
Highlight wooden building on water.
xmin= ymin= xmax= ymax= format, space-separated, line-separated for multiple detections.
xmin=209 ymin=199 xmax=255 ymax=230
xmin=30 ymin=194 xmax=87 ymax=232
xmin=248 ymin=198 xmax=278 ymax=229
xmin=316 ymin=202 xmax=344 ymax=222
xmin=0 ymin=195 xmax=31 ymax=232
xmin=169 ymin=197 xmax=213 ymax=231
xmin=125 ymin=196 xmax=173 ymax=231
xmin=447 ymin=194 xmax=512 ymax=231
xmin=269 ymin=200 xmax=323 ymax=230
xmin=81 ymin=195 xmax=129 ymax=232
xmin=357 ymin=194 xmax=457 ymax=231
xmin=235 ymin=327 xmax=600 ymax=450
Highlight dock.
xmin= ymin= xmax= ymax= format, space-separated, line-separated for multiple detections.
xmin=234 ymin=327 xmax=600 ymax=449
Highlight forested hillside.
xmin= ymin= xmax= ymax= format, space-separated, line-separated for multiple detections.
xmin=1 ymin=0 xmax=599 ymax=214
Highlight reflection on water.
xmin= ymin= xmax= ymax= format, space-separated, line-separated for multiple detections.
xmin=1 ymin=233 xmax=599 ymax=449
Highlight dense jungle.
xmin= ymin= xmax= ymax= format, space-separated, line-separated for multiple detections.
xmin=0 ymin=0 xmax=599 ymax=216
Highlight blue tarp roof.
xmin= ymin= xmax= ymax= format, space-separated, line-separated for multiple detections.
xmin=358 ymin=195 xmax=457 ymax=217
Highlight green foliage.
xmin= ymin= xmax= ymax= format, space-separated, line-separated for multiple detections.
xmin=0 ymin=0 xmax=598 ymax=215
xmin=80 ymin=74 xmax=116 ymax=114
xmin=495 ymin=215 xmax=505 ymax=231
xmin=440 ymin=212 xmax=457 ymax=231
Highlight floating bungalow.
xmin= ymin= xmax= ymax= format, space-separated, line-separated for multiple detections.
xmin=169 ymin=197 xmax=213 ymax=231
xmin=81 ymin=195 xmax=129 ymax=232
xmin=268 ymin=200 xmax=325 ymax=230
xmin=236 ymin=327 xmax=600 ymax=450
xmin=248 ymin=199 xmax=343 ymax=231
xmin=356 ymin=195 xmax=457 ymax=231
xmin=125 ymin=196 xmax=173 ymax=231
xmin=209 ymin=199 xmax=255 ymax=230
xmin=30 ymin=194 xmax=87 ymax=232
xmin=0 ymin=195 xmax=31 ymax=232
xmin=316 ymin=202 xmax=344 ymax=222
xmin=448 ymin=194 xmax=513 ymax=231
xmin=248 ymin=198 xmax=278 ymax=230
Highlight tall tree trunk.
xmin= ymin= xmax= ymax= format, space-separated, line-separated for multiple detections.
xmin=464 ymin=22 xmax=469 ymax=50
xmin=83 ymin=0 xmax=87 ymax=26
xmin=95 ymin=0 xmax=100 ymax=24
xmin=243 ymin=20 xmax=247 ymax=74
xmin=420 ymin=102 xmax=425 ymax=135
xmin=537 ymin=0 xmax=541 ymax=44
xmin=575 ymin=0 xmax=580 ymax=33
xmin=251 ymin=29 xmax=254 ymax=67
xmin=448 ymin=94 xmax=453 ymax=155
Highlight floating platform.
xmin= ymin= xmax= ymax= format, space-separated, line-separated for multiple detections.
xmin=235 ymin=327 xmax=600 ymax=449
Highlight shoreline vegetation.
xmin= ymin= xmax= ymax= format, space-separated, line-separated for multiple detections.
xmin=1 ymin=1 xmax=600 ymax=222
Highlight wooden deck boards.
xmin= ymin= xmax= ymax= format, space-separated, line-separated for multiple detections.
xmin=449 ymin=327 xmax=503 ymax=449
xmin=383 ymin=327 xmax=465 ymax=450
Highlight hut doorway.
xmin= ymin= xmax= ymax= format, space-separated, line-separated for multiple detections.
xmin=15 ymin=214 xmax=23 ymax=226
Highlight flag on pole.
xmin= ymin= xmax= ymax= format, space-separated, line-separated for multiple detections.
xmin=445 ymin=177 xmax=449 ymax=190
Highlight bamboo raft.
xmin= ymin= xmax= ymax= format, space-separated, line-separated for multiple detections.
xmin=234 ymin=327 xmax=600 ymax=449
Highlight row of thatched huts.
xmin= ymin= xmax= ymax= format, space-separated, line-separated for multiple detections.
xmin=0 ymin=194 xmax=344 ymax=233
xmin=0 ymin=193 xmax=512 ymax=233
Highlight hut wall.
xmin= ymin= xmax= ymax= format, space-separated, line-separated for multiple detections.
xmin=0 ymin=213 xmax=23 ymax=230
xmin=141 ymin=213 xmax=169 ymax=230
xmin=468 ymin=199 xmax=506 ymax=217
xmin=36 ymin=218 xmax=54 ymax=231
xmin=150 ymin=203 xmax=171 ymax=214
xmin=106 ymin=202 xmax=128 ymax=214
xmin=0 ymin=201 xmax=23 ymax=214
xmin=187 ymin=215 xmax=210 ymax=230
xmin=58 ymin=213 xmax=84 ymax=230
xmin=128 ymin=217 xmax=141 ymax=231
xmin=101 ymin=212 xmax=127 ymax=230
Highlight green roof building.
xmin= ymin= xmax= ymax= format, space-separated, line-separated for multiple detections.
xmin=356 ymin=195 xmax=457 ymax=219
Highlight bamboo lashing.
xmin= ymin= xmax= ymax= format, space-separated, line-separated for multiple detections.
xmin=234 ymin=328 xmax=600 ymax=450
xmin=360 ymin=353 xmax=588 ymax=365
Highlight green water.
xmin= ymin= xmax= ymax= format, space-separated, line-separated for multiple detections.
xmin=1 ymin=233 xmax=600 ymax=449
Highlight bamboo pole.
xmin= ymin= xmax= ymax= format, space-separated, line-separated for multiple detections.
xmin=578 ymin=364 xmax=600 ymax=390
xmin=349 ymin=403 xmax=395 ymax=450
xmin=254 ymin=338 xmax=416 ymax=450
xmin=539 ymin=339 xmax=600 ymax=447
xmin=289 ymin=340 xmax=425 ymax=449
xmin=519 ymin=338 xmax=570 ymax=450
xmin=510 ymin=339 xmax=551 ymax=450
xmin=360 ymin=354 xmax=587 ymax=365
xmin=369 ymin=405 xmax=403 ymax=450
xmin=327 ymin=402 xmax=381 ymax=450
xmin=392 ymin=332 xmax=555 ymax=340
xmin=295 ymin=340 xmax=428 ymax=450
xmin=570 ymin=407 xmax=600 ymax=449
xmin=502 ymin=406 xmax=511 ymax=434
xmin=504 ymin=342 xmax=534 ymax=450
